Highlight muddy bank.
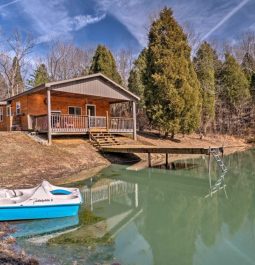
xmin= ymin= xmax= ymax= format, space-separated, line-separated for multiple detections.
xmin=0 ymin=223 xmax=38 ymax=265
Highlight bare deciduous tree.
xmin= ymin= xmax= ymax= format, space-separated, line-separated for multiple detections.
xmin=115 ymin=48 xmax=135 ymax=87
xmin=0 ymin=31 xmax=34 ymax=97
xmin=46 ymin=42 xmax=94 ymax=81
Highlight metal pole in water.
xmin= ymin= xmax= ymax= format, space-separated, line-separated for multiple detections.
xmin=135 ymin=184 xmax=138 ymax=208
xmin=208 ymin=147 xmax=212 ymax=197
xmin=108 ymin=184 xmax=111 ymax=204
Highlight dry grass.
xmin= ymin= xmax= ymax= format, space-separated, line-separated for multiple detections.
xmin=0 ymin=132 xmax=109 ymax=188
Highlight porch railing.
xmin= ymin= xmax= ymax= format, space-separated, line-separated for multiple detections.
xmin=33 ymin=114 xmax=134 ymax=133
xmin=51 ymin=114 xmax=88 ymax=133
xmin=34 ymin=115 xmax=48 ymax=132
xmin=109 ymin=117 xmax=133 ymax=132
xmin=89 ymin=116 xmax=106 ymax=128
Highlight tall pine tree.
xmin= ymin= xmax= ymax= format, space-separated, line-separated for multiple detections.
xmin=241 ymin=52 xmax=255 ymax=94
xmin=89 ymin=45 xmax=122 ymax=85
xmin=29 ymin=64 xmax=49 ymax=87
xmin=128 ymin=48 xmax=147 ymax=108
xmin=144 ymin=7 xmax=201 ymax=138
xmin=128 ymin=48 xmax=148 ymax=130
xmin=219 ymin=53 xmax=250 ymax=110
xmin=194 ymin=42 xmax=216 ymax=134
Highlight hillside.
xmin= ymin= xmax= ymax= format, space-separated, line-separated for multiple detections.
xmin=0 ymin=132 xmax=109 ymax=188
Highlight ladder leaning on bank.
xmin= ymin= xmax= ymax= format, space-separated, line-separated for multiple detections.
xmin=205 ymin=148 xmax=228 ymax=198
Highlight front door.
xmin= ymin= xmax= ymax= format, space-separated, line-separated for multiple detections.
xmin=86 ymin=105 xmax=96 ymax=116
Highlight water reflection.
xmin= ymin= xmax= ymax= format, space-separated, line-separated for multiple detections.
xmin=14 ymin=149 xmax=255 ymax=265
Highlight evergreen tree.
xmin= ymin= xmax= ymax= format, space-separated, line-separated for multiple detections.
xmin=12 ymin=56 xmax=24 ymax=94
xmin=241 ymin=52 xmax=255 ymax=92
xmin=194 ymin=42 xmax=216 ymax=134
xmin=89 ymin=45 xmax=122 ymax=85
xmin=144 ymin=7 xmax=201 ymax=138
xmin=29 ymin=64 xmax=49 ymax=87
xmin=128 ymin=48 xmax=148 ymax=130
xmin=219 ymin=53 xmax=250 ymax=110
xmin=128 ymin=48 xmax=147 ymax=108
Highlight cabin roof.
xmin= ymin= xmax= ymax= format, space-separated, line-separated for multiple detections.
xmin=5 ymin=73 xmax=140 ymax=102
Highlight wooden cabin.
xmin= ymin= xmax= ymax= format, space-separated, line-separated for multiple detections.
xmin=0 ymin=73 xmax=139 ymax=143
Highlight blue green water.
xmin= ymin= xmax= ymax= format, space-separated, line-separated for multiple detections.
xmin=13 ymin=149 xmax=255 ymax=265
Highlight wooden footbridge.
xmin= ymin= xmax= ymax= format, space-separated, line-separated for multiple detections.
xmin=102 ymin=145 xmax=227 ymax=198
xmin=100 ymin=145 xmax=224 ymax=168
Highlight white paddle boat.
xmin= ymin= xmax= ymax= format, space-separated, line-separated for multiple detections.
xmin=0 ymin=181 xmax=82 ymax=221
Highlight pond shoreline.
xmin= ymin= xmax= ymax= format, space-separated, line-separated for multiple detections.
xmin=0 ymin=132 xmax=252 ymax=188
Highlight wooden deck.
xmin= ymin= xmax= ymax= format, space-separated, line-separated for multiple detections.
xmin=100 ymin=145 xmax=224 ymax=155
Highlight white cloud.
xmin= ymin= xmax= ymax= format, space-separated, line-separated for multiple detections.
xmin=202 ymin=0 xmax=251 ymax=41
xmin=93 ymin=0 xmax=252 ymax=47
xmin=20 ymin=0 xmax=105 ymax=44
xmin=0 ymin=0 xmax=23 ymax=9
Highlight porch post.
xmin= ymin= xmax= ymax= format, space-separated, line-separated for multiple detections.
xmin=47 ymin=89 xmax=52 ymax=145
xmin=132 ymin=101 xmax=137 ymax=140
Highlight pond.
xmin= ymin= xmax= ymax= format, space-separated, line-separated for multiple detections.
xmin=11 ymin=149 xmax=255 ymax=265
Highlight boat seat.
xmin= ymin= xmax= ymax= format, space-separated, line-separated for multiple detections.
xmin=5 ymin=190 xmax=23 ymax=198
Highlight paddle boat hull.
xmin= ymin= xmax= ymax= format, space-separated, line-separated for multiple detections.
xmin=0 ymin=181 xmax=82 ymax=221
xmin=0 ymin=204 xmax=80 ymax=221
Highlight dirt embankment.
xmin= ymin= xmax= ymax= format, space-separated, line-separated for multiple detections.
xmin=0 ymin=131 xmax=252 ymax=188
xmin=0 ymin=132 xmax=109 ymax=188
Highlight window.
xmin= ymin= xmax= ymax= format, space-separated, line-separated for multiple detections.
xmin=0 ymin=107 xmax=3 ymax=122
xmin=7 ymin=105 xmax=11 ymax=117
xmin=68 ymin=107 xmax=81 ymax=116
xmin=16 ymin=102 xmax=21 ymax=115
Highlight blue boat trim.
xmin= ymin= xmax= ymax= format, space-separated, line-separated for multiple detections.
xmin=0 ymin=204 xmax=81 ymax=221
xmin=0 ymin=203 xmax=81 ymax=209
xmin=51 ymin=189 xmax=72 ymax=195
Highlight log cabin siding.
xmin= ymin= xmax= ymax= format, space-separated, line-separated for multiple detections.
xmin=8 ymin=92 xmax=110 ymax=130
xmin=0 ymin=104 xmax=7 ymax=131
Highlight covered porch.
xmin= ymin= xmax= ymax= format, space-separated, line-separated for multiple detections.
xmin=31 ymin=74 xmax=139 ymax=143
xmin=33 ymin=113 xmax=134 ymax=135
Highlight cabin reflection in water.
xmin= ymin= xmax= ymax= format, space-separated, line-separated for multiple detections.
xmin=81 ymin=179 xmax=139 ymax=211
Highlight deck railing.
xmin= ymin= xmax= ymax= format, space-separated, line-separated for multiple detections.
xmin=51 ymin=114 xmax=88 ymax=133
xmin=89 ymin=116 xmax=106 ymax=128
xmin=34 ymin=114 xmax=48 ymax=132
xmin=109 ymin=117 xmax=133 ymax=132
xmin=33 ymin=114 xmax=134 ymax=133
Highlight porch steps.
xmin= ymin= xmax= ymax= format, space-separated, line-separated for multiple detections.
xmin=89 ymin=132 xmax=121 ymax=148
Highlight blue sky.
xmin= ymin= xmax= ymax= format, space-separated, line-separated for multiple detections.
xmin=0 ymin=0 xmax=254 ymax=55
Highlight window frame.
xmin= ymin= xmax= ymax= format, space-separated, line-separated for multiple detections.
xmin=68 ymin=106 xmax=82 ymax=116
xmin=0 ymin=107 xmax=3 ymax=122
xmin=6 ymin=105 xmax=12 ymax=117
xmin=16 ymin=102 xmax=21 ymax=115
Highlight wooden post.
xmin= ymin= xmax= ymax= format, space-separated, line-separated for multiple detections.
xmin=106 ymin=111 xmax=109 ymax=131
xmin=132 ymin=101 xmax=137 ymax=140
xmin=88 ymin=109 xmax=91 ymax=140
xmin=166 ymin=153 xmax=169 ymax=169
xmin=47 ymin=89 xmax=52 ymax=145
xmin=148 ymin=152 xmax=152 ymax=168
